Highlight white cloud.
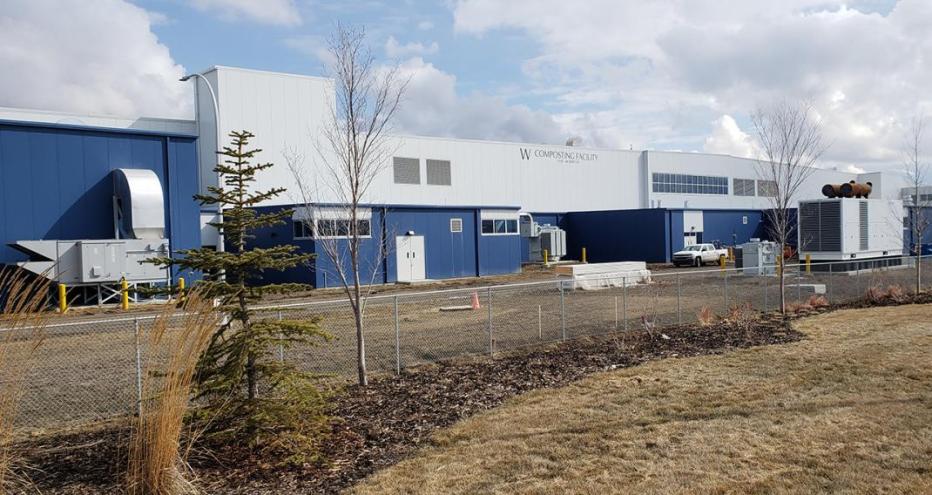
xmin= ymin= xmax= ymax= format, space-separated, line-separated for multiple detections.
xmin=392 ymin=58 xmax=565 ymax=144
xmin=283 ymin=35 xmax=335 ymax=67
xmin=189 ymin=0 xmax=301 ymax=26
xmin=385 ymin=36 xmax=439 ymax=58
xmin=703 ymin=115 xmax=758 ymax=158
xmin=452 ymin=0 xmax=932 ymax=170
xmin=417 ymin=20 xmax=434 ymax=30
xmin=0 ymin=0 xmax=190 ymax=118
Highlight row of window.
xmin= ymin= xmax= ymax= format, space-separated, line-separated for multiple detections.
xmin=652 ymin=172 xmax=778 ymax=197
xmin=393 ymin=157 xmax=452 ymax=186
xmin=293 ymin=219 xmax=371 ymax=239
xmin=481 ymin=219 xmax=519 ymax=235
xmin=652 ymin=173 xmax=729 ymax=195
xmin=293 ymin=217 xmax=516 ymax=238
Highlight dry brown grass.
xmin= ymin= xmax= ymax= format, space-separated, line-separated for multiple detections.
xmin=126 ymin=295 xmax=221 ymax=495
xmin=353 ymin=304 xmax=932 ymax=494
xmin=807 ymin=294 xmax=829 ymax=308
xmin=0 ymin=269 xmax=51 ymax=492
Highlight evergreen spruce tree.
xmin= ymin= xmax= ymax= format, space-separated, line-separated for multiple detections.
xmin=149 ymin=130 xmax=329 ymax=450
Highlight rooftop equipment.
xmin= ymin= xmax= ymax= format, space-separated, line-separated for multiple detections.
xmin=821 ymin=180 xmax=872 ymax=199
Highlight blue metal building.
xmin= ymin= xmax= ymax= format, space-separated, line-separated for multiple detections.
xmin=0 ymin=119 xmax=202 ymax=281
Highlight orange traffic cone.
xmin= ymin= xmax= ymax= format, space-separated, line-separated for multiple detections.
xmin=471 ymin=291 xmax=481 ymax=310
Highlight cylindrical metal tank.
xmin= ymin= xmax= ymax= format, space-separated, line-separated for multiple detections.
xmin=839 ymin=180 xmax=872 ymax=198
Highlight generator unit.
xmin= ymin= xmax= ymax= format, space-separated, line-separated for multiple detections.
xmin=521 ymin=215 xmax=567 ymax=262
xmin=740 ymin=240 xmax=778 ymax=276
xmin=797 ymin=198 xmax=903 ymax=269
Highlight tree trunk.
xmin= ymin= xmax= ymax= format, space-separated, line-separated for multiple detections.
xmin=354 ymin=305 xmax=367 ymax=386
xmin=240 ymin=291 xmax=258 ymax=401
xmin=779 ymin=249 xmax=786 ymax=315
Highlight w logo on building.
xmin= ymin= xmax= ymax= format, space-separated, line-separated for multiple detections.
xmin=519 ymin=148 xmax=531 ymax=160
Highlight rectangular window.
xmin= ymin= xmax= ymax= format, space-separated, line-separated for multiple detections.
xmin=757 ymin=180 xmax=777 ymax=197
xmin=450 ymin=218 xmax=463 ymax=233
xmin=306 ymin=219 xmax=371 ymax=238
xmin=480 ymin=212 xmax=519 ymax=235
xmin=652 ymin=172 xmax=729 ymax=195
xmin=393 ymin=157 xmax=420 ymax=184
xmin=734 ymin=178 xmax=755 ymax=196
xmin=293 ymin=221 xmax=312 ymax=239
xmin=426 ymin=159 xmax=452 ymax=185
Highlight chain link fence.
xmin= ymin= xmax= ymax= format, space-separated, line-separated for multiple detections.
xmin=5 ymin=255 xmax=932 ymax=434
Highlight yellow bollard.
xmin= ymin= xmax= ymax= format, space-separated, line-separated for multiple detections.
xmin=543 ymin=249 xmax=549 ymax=266
xmin=178 ymin=276 xmax=186 ymax=302
xmin=728 ymin=247 xmax=734 ymax=261
xmin=719 ymin=254 xmax=726 ymax=270
xmin=805 ymin=254 xmax=811 ymax=275
xmin=58 ymin=284 xmax=67 ymax=313
xmin=581 ymin=247 xmax=588 ymax=263
xmin=121 ymin=278 xmax=129 ymax=310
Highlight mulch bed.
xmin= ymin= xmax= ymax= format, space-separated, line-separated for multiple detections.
xmin=19 ymin=297 xmax=925 ymax=494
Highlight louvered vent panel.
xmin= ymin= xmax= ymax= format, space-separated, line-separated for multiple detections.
xmin=819 ymin=201 xmax=842 ymax=252
xmin=859 ymin=201 xmax=869 ymax=251
xmin=799 ymin=202 xmax=821 ymax=251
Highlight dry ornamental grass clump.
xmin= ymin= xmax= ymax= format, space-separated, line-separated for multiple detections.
xmin=0 ymin=268 xmax=52 ymax=493
xmin=126 ymin=293 xmax=222 ymax=495
xmin=807 ymin=294 xmax=829 ymax=308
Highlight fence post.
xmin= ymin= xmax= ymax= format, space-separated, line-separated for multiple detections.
xmin=677 ymin=274 xmax=682 ymax=325
xmin=133 ymin=317 xmax=143 ymax=418
xmin=488 ymin=286 xmax=494 ymax=355
xmin=277 ymin=310 xmax=284 ymax=362
xmin=559 ymin=282 xmax=566 ymax=342
xmin=828 ymin=263 xmax=833 ymax=302
xmin=538 ymin=304 xmax=542 ymax=340
xmin=614 ymin=296 xmax=618 ymax=330
xmin=763 ymin=274 xmax=769 ymax=312
xmin=723 ymin=272 xmax=729 ymax=312
xmin=394 ymin=295 xmax=401 ymax=375
xmin=796 ymin=265 xmax=801 ymax=304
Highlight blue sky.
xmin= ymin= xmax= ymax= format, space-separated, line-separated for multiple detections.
xmin=1 ymin=0 xmax=927 ymax=172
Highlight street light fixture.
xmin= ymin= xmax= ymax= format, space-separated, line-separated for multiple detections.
xmin=180 ymin=73 xmax=225 ymax=255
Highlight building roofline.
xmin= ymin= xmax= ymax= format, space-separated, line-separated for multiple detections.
xmin=0 ymin=105 xmax=195 ymax=127
xmin=0 ymin=118 xmax=198 ymax=139
xmin=195 ymin=65 xmax=334 ymax=84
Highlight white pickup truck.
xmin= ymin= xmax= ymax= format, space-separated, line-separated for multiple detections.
xmin=672 ymin=243 xmax=728 ymax=267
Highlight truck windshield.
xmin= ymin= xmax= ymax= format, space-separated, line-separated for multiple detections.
xmin=684 ymin=245 xmax=703 ymax=251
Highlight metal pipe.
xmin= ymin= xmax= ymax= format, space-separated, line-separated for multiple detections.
xmin=538 ymin=304 xmax=542 ymax=340
xmin=677 ymin=274 xmax=682 ymax=324
xmin=180 ymin=73 xmax=225 ymax=255
xmin=623 ymin=277 xmax=628 ymax=332
xmin=560 ymin=282 xmax=566 ymax=341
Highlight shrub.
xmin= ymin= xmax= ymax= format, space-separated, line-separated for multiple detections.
xmin=866 ymin=286 xmax=886 ymax=304
xmin=886 ymin=285 xmax=907 ymax=303
xmin=807 ymin=294 xmax=829 ymax=308
xmin=787 ymin=302 xmax=813 ymax=315
xmin=724 ymin=303 xmax=757 ymax=331
xmin=696 ymin=306 xmax=716 ymax=327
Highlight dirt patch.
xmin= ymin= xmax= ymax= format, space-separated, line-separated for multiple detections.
xmin=15 ymin=310 xmax=803 ymax=494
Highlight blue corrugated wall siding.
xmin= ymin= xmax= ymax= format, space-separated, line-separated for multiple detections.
xmin=0 ymin=123 xmax=201 ymax=280
xmin=668 ymin=209 xmax=767 ymax=257
xmin=250 ymin=204 xmax=524 ymax=287
xmin=563 ymin=209 xmax=671 ymax=263
xmin=384 ymin=207 xmax=478 ymax=281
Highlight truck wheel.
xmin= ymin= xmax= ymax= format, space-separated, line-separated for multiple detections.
xmin=694 ymin=257 xmax=702 ymax=267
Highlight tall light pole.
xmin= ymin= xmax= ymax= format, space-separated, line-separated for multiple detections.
xmin=180 ymin=73 xmax=225 ymax=254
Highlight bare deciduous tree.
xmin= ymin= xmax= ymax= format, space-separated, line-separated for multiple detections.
xmin=288 ymin=24 xmax=407 ymax=386
xmin=752 ymin=100 xmax=828 ymax=314
xmin=903 ymin=115 xmax=929 ymax=294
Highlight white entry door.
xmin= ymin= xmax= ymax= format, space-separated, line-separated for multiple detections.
xmin=396 ymin=235 xmax=426 ymax=282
